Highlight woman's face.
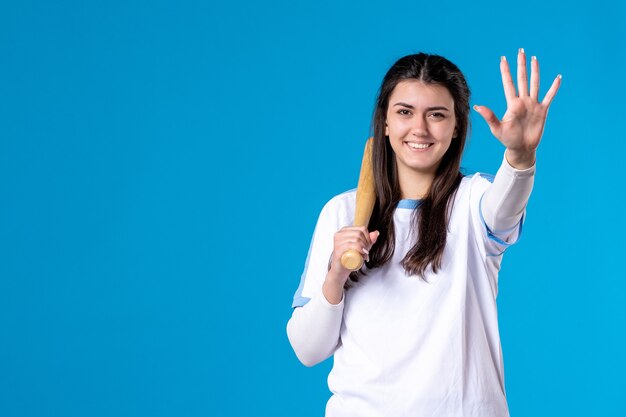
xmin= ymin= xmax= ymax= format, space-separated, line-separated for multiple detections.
xmin=385 ymin=80 xmax=457 ymax=178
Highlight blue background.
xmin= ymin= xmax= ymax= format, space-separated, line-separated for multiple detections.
xmin=1 ymin=1 xmax=624 ymax=416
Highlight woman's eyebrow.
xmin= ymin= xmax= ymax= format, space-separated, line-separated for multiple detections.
xmin=392 ymin=102 xmax=450 ymax=111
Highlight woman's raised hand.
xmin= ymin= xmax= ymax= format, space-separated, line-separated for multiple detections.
xmin=473 ymin=48 xmax=562 ymax=169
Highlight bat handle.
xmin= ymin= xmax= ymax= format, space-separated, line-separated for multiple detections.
xmin=341 ymin=249 xmax=364 ymax=271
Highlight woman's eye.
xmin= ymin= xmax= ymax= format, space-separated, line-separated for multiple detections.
xmin=430 ymin=112 xmax=445 ymax=118
xmin=398 ymin=109 xmax=411 ymax=116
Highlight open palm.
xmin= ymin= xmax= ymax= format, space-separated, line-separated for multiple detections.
xmin=474 ymin=49 xmax=561 ymax=163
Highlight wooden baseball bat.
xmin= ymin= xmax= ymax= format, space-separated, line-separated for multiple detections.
xmin=340 ymin=137 xmax=376 ymax=271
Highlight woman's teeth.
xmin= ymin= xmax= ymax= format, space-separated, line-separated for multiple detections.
xmin=406 ymin=142 xmax=432 ymax=149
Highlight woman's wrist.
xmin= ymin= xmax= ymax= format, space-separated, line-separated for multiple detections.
xmin=505 ymin=149 xmax=536 ymax=170
xmin=323 ymin=273 xmax=346 ymax=305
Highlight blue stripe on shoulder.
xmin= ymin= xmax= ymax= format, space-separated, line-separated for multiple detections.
xmin=477 ymin=172 xmax=495 ymax=183
xmin=291 ymin=229 xmax=316 ymax=308
xmin=292 ymin=296 xmax=311 ymax=308
xmin=292 ymin=198 xmax=335 ymax=309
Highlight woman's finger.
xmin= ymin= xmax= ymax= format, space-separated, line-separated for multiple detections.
xmin=530 ymin=55 xmax=540 ymax=100
xmin=340 ymin=226 xmax=372 ymax=246
xmin=541 ymin=74 xmax=562 ymax=107
xmin=500 ymin=56 xmax=516 ymax=104
xmin=473 ymin=104 xmax=502 ymax=138
xmin=517 ymin=48 xmax=528 ymax=97
xmin=335 ymin=240 xmax=370 ymax=263
xmin=336 ymin=229 xmax=370 ymax=249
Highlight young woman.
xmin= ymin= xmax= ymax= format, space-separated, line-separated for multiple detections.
xmin=287 ymin=49 xmax=561 ymax=417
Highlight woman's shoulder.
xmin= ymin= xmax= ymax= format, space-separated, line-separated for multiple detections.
xmin=461 ymin=171 xmax=495 ymax=190
xmin=452 ymin=172 xmax=495 ymax=206
xmin=323 ymin=188 xmax=357 ymax=212
xmin=462 ymin=170 xmax=495 ymax=182
xmin=317 ymin=188 xmax=357 ymax=226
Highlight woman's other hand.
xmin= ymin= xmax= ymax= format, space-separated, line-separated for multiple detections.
xmin=322 ymin=227 xmax=380 ymax=304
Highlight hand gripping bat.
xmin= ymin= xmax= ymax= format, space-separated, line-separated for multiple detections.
xmin=340 ymin=137 xmax=376 ymax=271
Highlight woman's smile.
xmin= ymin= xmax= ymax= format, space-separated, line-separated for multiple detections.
xmin=404 ymin=141 xmax=434 ymax=151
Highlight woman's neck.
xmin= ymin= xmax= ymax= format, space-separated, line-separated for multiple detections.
xmin=398 ymin=170 xmax=435 ymax=200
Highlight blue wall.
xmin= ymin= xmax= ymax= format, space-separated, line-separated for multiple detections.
xmin=1 ymin=1 xmax=624 ymax=416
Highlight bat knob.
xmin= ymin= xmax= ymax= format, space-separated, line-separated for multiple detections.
xmin=340 ymin=249 xmax=364 ymax=271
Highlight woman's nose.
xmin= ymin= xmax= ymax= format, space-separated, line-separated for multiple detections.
xmin=411 ymin=117 xmax=428 ymax=137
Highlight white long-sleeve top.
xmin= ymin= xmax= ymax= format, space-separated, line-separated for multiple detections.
xmin=286 ymin=153 xmax=535 ymax=417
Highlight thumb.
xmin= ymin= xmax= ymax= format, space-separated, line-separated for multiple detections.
xmin=369 ymin=230 xmax=380 ymax=245
xmin=473 ymin=105 xmax=501 ymax=137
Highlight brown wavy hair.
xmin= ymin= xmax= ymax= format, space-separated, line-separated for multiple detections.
xmin=347 ymin=53 xmax=471 ymax=285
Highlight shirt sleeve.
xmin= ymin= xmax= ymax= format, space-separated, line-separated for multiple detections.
xmin=286 ymin=286 xmax=345 ymax=367
xmin=470 ymin=153 xmax=536 ymax=257
xmin=286 ymin=196 xmax=347 ymax=367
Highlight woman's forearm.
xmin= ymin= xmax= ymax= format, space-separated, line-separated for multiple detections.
xmin=481 ymin=151 xmax=536 ymax=235
xmin=286 ymin=275 xmax=344 ymax=367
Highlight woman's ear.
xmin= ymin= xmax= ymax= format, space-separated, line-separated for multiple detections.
xmin=385 ymin=122 xmax=389 ymax=136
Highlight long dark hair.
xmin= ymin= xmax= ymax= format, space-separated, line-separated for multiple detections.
xmin=348 ymin=53 xmax=471 ymax=285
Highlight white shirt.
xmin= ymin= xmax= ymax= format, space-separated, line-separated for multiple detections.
xmin=287 ymin=155 xmax=535 ymax=417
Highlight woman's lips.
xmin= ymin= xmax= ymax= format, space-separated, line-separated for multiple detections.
xmin=404 ymin=142 xmax=433 ymax=151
